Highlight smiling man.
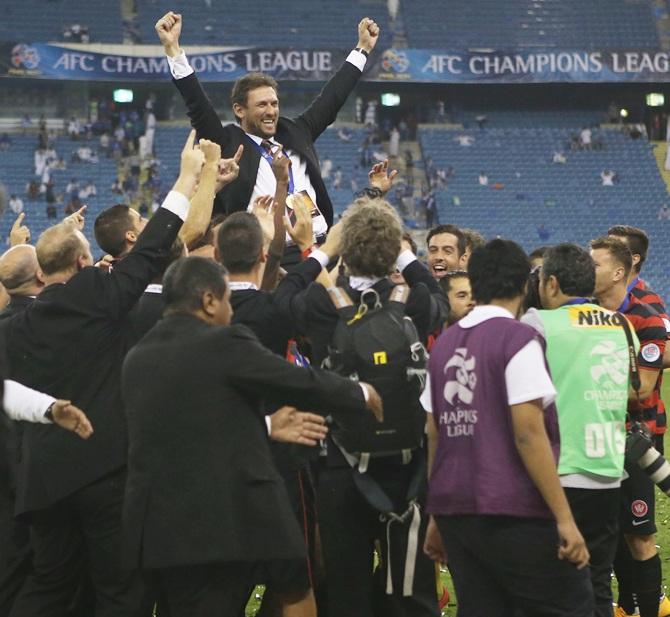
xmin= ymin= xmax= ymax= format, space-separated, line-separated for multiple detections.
xmin=156 ymin=11 xmax=379 ymax=264
xmin=426 ymin=224 xmax=467 ymax=280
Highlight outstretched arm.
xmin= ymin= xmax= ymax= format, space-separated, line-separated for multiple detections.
xmin=297 ymin=18 xmax=379 ymax=141
xmin=156 ymin=11 xmax=227 ymax=144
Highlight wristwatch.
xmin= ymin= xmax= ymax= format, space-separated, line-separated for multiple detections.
xmin=355 ymin=47 xmax=370 ymax=57
xmin=44 ymin=402 xmax=56 ymax=421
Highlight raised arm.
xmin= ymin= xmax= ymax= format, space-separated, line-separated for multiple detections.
xmin=179 ymin=139 xmax=228 ymax=250
xmin=101 ymin=130 xmax=204 ymax=319
xmin=156 ymin=11 xmax=227 ymax=144
xmin=296 ymin=18 xmax=379 ymax=141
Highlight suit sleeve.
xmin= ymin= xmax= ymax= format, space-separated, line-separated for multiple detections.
xmin=173 ymin=73 xmax=228 ymax=146
xmin=222 ymin=325 xmax=366 ymax=416
xmin=402 ymin=259 xmax=449 ymax=342
xmin=295 ymin=61 xmax=362 ymax=142
xmin=96 ymin=206 xmax=183 ymax=321
xmin=272 ymin=257 xmax=322 ymax=327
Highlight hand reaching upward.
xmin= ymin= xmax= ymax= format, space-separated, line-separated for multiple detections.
xmin=155 ymin=11 xmax=183 ymax=57
xmin=357 ymin=18 xmax=380 ymax=54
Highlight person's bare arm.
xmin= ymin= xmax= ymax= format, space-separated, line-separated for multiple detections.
xmin=511 ymin=399 xmax=589 ymax=569
xmin=630 ymin=367 xmax=660 ymax=402
xmin=179 ymin=139 xmax=220 ymax=250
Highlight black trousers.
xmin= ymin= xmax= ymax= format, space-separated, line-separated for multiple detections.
xmin=8 ymin=469 xmax=146 ymax=617
xmin=565 ymin=487 xmax=620 ymax=617
xmin=316 ymin=463 xmax=440 ymax=617
xmin=435 ymin=514 xmax=594 ymax=617
xmin=150 ymin=563 xmax=254 ymax=617
xmin=0 ymin=492 xmax=31 ymax=615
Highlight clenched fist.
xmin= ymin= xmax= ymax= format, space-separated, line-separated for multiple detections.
xmin=155 ymin=11 xmax=183 ymax=57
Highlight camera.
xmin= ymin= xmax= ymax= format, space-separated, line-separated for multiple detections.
xmin=626 ymin=421 xmax=670 ymax=496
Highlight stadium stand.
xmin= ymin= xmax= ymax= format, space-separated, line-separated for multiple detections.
xmin=403 ymin=0 xmax=660 ymax=49
xmin=419 ymin=121 xmax=670 ymax=298
xmin=0 ymin=135 xmax=119 ymax=249
xmin=134 ymin=0 xmax=392 ymax=47
xmin=2 ymin=0 xmax=123 ymax=43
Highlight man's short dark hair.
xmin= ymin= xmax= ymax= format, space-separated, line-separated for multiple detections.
xmin=438 ymin=270 xmax=469 ymax=296
xmin=230 ymin=73 xmax=278 ymax=120
xmin=590 ymin=236 xmax=633 ymax=279
xmin=468 ymin=239 xmax=530 ymax=304
xmin=529 ymin=246 xmax=549 ymax=261
xmin=94 ymin=204 xmax=134 ymax=257
xmin=163 ymin=257 xmax=227 ymax=314
xmin=541 ymin=243 xmax=595 ymax=297
xmin=607 ymin=225 xmax=649 ymax=273
xmin=216 ymin=212 xmax=263 ymax=274
xmin=341 ymin=200 xmax=402 ymax=277
xmin=461 ymin=228 xmax=486 ymax=253
xmin=426 ymin=224 xmax=466 ymax=257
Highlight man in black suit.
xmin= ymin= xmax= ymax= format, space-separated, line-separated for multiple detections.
xmin=5 ymin=131 xmax=205 ymax=617
xmin=121 ymin=256 xmax=382 ymax=617
xmin=155 ymin=10 xmax=379 ymax=262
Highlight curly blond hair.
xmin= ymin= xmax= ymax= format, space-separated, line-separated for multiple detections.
xmin=340 ymin=199 xmax=402 ymax=278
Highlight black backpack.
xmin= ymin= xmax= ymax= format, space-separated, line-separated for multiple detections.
xmin=323 ymin=284 xmax=428 ymax=457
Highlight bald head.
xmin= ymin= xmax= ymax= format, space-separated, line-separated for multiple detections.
xmin=0 ymin=245 xmax=41 ymax=296
xmin=36 ymin=223 xmax=93 ymax=280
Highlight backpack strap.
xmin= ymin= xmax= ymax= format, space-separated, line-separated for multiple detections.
xmin=616 ymin=312 xmax=641 ymax=397
xmin=326 ymin=286 xmax=356 ymax=322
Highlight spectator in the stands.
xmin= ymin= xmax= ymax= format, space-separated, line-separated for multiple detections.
xmin=0 ymin=133 xmax=11 ymax=150
xmin=658 ymin=204 xmax=670 ymax=221
xmin=475 ymin=114 xmax=488 ymax=129
xmin=552 ymin=151 xmax=567 ymax=164
xmin=337 ymin=128 xmax=353 ymax=142
xmin=580 ymin=127 xmax=592 ymax=149
xmin=25 ymin=180 xmax=39 ymax=201
xmin=67 ymin=117 xmax=81 ymax=140
xmin=455 ymin=134 xmax=474 ymax=146
xmin=333 ymin=167 xmax=342 ymax=190
xmin=537 ymin=225 xmax=551 ymax=242
xmin=9 ymin=195 xmax=24 ymax=216
xmin=600 ymin=170 xmax=618 ymax=186
xmin=364 ymin=99 xmax=377 ymax=126
xmin=65 ymin=195 xmax=82 ymax=215
xmin=478 ymin=171 xmax=488 ymax=186
xmin=66 ymin=178 xmax=79 ymax=198
xmin=321 ymin=156 xmax=333 ymax=181
xmin=20 ymin=114 xmax=32 ymax=134
xmin=45 ymin=181 xmax=57 ymax=219
xmin=389 ymin=126 xmax=400 ymax=158
xmin=100 ymin=132 xmax=111 ymax=156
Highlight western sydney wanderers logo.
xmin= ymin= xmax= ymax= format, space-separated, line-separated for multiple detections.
xmin=631 ymin=499 xmax=649 ymax=518
xmin=444 ymin=348 xmax=477 ymax=405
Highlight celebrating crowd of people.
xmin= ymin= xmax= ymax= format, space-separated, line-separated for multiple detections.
xmin=0 ymin=9 xmax=669 ymax=617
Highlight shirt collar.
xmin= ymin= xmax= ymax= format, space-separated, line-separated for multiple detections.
xmin=244 ymin=132 xmax=279 ymax=148
xmin=349 ymin=275 xmax=382 ymax=291
xmin=459 ymin=304 xmax=515 ymax=328
xmin=229 ymin=281 xmax=259 ymax=291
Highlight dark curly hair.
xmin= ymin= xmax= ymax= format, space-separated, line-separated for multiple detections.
xmin=341 ymin=200 xmax=402 ymax=278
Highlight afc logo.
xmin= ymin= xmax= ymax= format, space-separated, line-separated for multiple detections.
xmin=11 ymin=44 xmax=40 ymax=70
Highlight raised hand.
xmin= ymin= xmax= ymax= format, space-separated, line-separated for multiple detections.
xmin=9 ymin=212 xmax=30 ymax=246
xmin=215 ymin=145 xmax=243 ymax=193
xmin=251 ymin=195 xmax=276 ymax=247
xmin=270 ymin=145 xmax=292 ymax=186
xmin=199 ymin=139 xmax=221 ymax=166
xmin=63 ymin=205 xmax=87 ymax=231
xmin=357 ymin=17 xmax=380 ymax=53
xmin=175 ymin=129 xmax=205 ymax=198
xmin=155 ymin=11 xmax=182 ymax=57
xmin=368 ymin=160 xmax=398 ymax=195
xmin=270 ymin=406 xmax=329 ymax=446
xmin=50 ymin=400 xmax=94 ymax=439
xmin=320 ymin=220 xmax=343 ymax=260
xmin=284 ymin=194 xmax=314 ymax=251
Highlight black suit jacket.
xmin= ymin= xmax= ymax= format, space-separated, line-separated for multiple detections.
xmin=230 ymin=257 xmax=322 ymax=356
xmin=5 ymin=207 xmax=182 ymax=516
xmin=121 ymin=315 xmax=368 ymax=569
xmin=0 ymin=295 xmax=35 ymax=321
xmin=128 ymin=288 xmax=165 ymax=342
xmin=173 ymin=59 xmax=363 ymax=224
